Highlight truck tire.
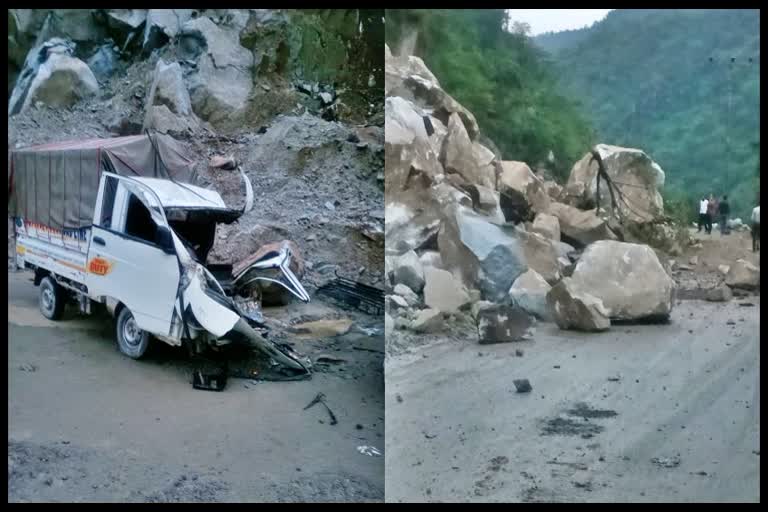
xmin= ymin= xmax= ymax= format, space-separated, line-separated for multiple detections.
xmin=39 ymin=276 xmax=65 ymax=320
xmin=116 ymin=307 xmax=150 ymax=359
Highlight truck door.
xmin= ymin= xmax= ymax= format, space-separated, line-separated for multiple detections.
xmin=85 ymin=174 xmax=180 ymax=337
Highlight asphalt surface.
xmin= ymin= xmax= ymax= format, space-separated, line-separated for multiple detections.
xmin=8 ymin=271 xmax=384 ymax=503
xmin=385 ymin=298 xmax=760 ymax=502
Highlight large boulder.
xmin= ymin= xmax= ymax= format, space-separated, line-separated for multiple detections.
xmin=570 ymin=240 xmax=675 ymax=321
xmin=438 ymin=204 xmax=527 ymax=302
xmin=410 ymin=308 xmax=443 ymax=333
xmin=385 ymin=96 xmax=430 ymax=146
xmin=547 ymin=278 xmax=610 ymax=332
xmin=531 ymin=213 xmax=560 ymax=242
xmin=143 ymin=59 xmax=201 ymax=135
xmin=548 ymin=202 xmax=618 ymax=248
xmin=724 ymin=259 xmax=760 ymax=290
xmin=498 ymin=161 xmax=551 ymax=215
xmin=104 ymin=9 xmax=148 ymax=49
xmin=705 ymin=284 xmax=733 ymax=302
xmin=423 ymin=267 xmax=471 ymax=314
xmin=509 ymin=269 xmax=552 ymax=321
xmin=179 ymin=16 xmax=254 ymax=129
xmin=564 ymin=145 xmax=665 ymax=223
xmin=519 ymin=230 xmax=561 ymax=285
xmin=440 ymin=113 xmax=495 ymax=188
xmin=475 ymin=303 xmax=534 ymax=344
xmin=393 ymin=250 xmax=425 ymax=293
xmin=385 ymin=50 xmax=480 ymax=140
xmin=8 ymin=39 xmax=98 ymax=115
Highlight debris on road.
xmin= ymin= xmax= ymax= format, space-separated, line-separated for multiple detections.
xmin=303 ymin=392 xmax=338 ymax=426
xmin=192 ymin=368 xmax=227 ymax=392
xmin=18 ymin=363 xmax=37 ymax=372
xmin=513 ymin=379 xmax=532 ymax=393
xmin=651 ymin=455 xmax=681 ymax=468
xmin=356 ymin=445 xmax=382 ymax=457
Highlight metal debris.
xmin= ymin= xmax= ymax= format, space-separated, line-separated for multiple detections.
xmin=304 ymin=392 xmax=338 ymax=426
xmin=316 ymin=277 xmax=384 ymax=316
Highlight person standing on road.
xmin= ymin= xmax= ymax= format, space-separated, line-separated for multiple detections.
xmin=707 ymin=193 xmax=718 ymax=234
xmin=751 ymin=202 xmax=760 ymax=252
xmin=719 ymin=195 xmax=731 ymax=235
xmin=698 ymin=196 xmax=709 ymax=233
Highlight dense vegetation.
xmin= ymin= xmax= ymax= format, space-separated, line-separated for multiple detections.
xmin=535 ymin=9 xmax=760 ymax=220
xmin=386 ymin=9 xmax=596 ymax=180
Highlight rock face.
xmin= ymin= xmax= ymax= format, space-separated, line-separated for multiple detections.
xmin=532 ymin=213 xmax=560 ymax=241
xmin=509 ymin=269 xmax=552 ymax=321
xmin=725 ymin=259 xmax=760 ymax=290
xmin=440 ymin=113 xmax=495 ymax=189
xmin=423 ymin=266 xmax=470 ymax=314
xmin=143 ymin=9 xmax=195 ymax=53
xmin=548 ymin=202 xmax=617 ymax=248
xmin=180 ymin=16 xmax=254 ymax=129
xmin=565 ymin=144 xmax=665 ymax=223
xmin=438 ymin=205 xmax=527 ymax=302
xmin=547 ymin=278 xmax=610 ymax=332
xmin=570 ymin=240 xmax=675 ymax=321
xmin=393 ymin=250 xmax=425 ymax=293
xmin=9 ymin=39 xmax=98 ymax=115
xmin=475 ymin=304 xmax=534 ymax=344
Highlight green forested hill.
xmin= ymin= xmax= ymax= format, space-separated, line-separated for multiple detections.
xmin=535 ymin=9 xmax=760 ymax=220
xmin=386 ymin=9 xmax=596 ymax=180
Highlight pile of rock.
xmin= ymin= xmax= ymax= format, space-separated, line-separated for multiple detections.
xmin=384 ymin=45 xmax=684 ymax=341
xmin=8 ymin=9 xmax=384 ymax=130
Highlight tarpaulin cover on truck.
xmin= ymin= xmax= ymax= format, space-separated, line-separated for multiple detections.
xmin=8 ymin=134 xmax=197 ymax=230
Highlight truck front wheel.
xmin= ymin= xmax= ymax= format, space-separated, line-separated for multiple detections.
xmin=116 ymin=307 xmax=150 ymax=359
xmin=39 ymin=276 xmax=65 ymax=320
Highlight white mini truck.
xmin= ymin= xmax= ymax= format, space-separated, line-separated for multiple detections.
xmin=9 ymin=134 xmax=311 ymax=376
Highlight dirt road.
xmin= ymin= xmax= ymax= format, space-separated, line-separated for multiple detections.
xmin=8 ymin=271 xmax=384 ymax=503
xmin=385 ymin=298 xmax=760 ymax=502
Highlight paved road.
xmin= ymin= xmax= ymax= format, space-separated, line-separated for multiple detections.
xmin=8 ymin=271 xmax=384 ymax=502
xmin=385 ymin=298 xmax=760 ymax=502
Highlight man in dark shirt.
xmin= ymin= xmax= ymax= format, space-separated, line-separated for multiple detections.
xmin=719 ymin=195 xmax=731 ymax=235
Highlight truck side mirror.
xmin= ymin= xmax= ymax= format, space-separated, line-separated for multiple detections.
xmin=156 ymin=225 xmax=175 ymax=254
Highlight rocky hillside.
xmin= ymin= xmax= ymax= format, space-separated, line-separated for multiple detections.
xmin=534 ymin=9 xmax=760 ymax=220
xmin=383 ymin=44 xmax=758 ymax=356
xmin=8 ymin=9 xmax=385 ymax=288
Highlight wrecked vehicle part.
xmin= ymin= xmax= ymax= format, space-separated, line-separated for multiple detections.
xmin=316 ymin=277 xmax=384 ymax=316
xmin=239 ymin=166 xmax=254 ymax=215
xmin=226 ymin=318 xmax=311 ymax=377
xmin=181 ymin=264 xmax=311 ymax=377
xmin=232 ymin=242 xmax=310 ymax=303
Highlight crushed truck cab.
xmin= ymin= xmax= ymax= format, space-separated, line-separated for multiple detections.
xmin=9 ymin=135 xmax=310 ymax=375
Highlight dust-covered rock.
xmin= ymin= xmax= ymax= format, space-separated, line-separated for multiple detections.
xmin=725 ymin=259 xmax=760 ymax=290
xmin=532 ymin=213 xmax=561 ymax=242
xmin=509 ymin=269 xmax=553 ymax=321
xmin=570 ymin=240 xmax=675 ymax=321
xmin=548 ymin=201 xmax=618 ymax=248
xmin=547 ymin=277 xmax=610 ymax=332
xmin=423 ymin=266 xmax=470 ymax=314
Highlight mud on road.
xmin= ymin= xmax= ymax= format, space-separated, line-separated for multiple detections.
xmin=385 ymin=299 xmax=760 ymax=503
xmin=8 ymin=271 xmax=384 ymax=503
